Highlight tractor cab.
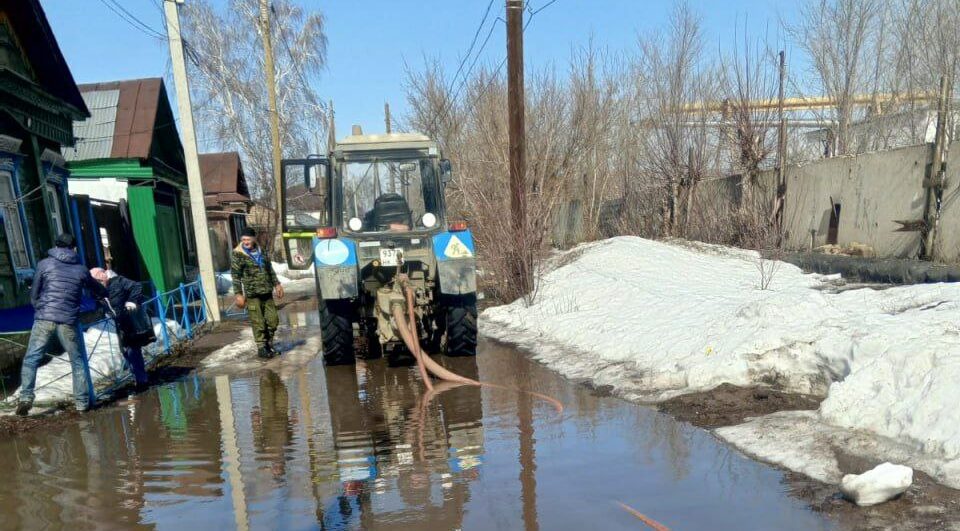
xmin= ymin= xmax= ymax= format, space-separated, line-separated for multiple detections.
xmin=280 ymin=132 xmax=477 ymax=365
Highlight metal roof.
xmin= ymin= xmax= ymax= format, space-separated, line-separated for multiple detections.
xmin=63 ymin=89 xmax=119 ymax=162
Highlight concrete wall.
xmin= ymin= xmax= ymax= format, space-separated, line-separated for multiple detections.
xmin=777 ymin=144 xmax=929 ymax=258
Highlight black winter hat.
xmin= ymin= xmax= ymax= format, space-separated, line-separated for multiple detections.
xmin=241 ymin=227 xmax=257 ymax=238
xmin=55 ymin=233 xmax=76 ymax=248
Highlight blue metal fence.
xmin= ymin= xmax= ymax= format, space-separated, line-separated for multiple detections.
xmin=1 ymin=279 xmax=209 ymax=408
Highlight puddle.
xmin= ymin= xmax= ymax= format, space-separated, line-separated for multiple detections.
xmin=0 ymin=336 xmax=840 ymax=530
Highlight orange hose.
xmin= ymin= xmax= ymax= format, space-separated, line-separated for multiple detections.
xmin=617 ymin=501 xmax=670 ymax=531
xmin=394 ymin=284 xmax=564 ymax=416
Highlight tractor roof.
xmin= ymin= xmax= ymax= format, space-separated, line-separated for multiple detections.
xmin=336 ymin=132 xmax=437 ymax=154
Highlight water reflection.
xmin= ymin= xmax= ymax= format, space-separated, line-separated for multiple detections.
xmin=319 ymin=356 xmax=485 ymax=529
xmin=0 ymin=338 xmax=839 ymax=530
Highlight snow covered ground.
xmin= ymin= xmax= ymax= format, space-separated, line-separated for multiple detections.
xmin=482 ymin=237 xmax=960 ymax=488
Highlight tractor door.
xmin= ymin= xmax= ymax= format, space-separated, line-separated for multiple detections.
xmin=280 ymin=157 xmax=330 ymax=270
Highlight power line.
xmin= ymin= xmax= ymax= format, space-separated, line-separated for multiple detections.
xmin=97 ymin=0 xmax=166 ymax=40
xmin=450 ymin=0 xmax=497 ymax=94
xmin=426 ymin=0 xmax=556 ymax=134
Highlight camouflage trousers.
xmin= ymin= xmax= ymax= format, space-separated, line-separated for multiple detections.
xmin=247 ymin=295 xmax=279 ymax=348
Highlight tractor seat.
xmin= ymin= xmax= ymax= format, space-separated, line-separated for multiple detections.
xmin=368 ymin=193 xmax=411 ymax=230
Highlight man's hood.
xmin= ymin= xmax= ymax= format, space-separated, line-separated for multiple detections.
xmin=48 ymin=247 xmax=79 ymax=264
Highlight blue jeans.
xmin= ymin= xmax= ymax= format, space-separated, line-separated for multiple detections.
xmin=122 ymin=345 xmax=148 ymax=385
xmin=19 ymin=320 xmax=92 ymax=410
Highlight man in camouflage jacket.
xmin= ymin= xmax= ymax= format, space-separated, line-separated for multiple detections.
xmin=232 ymin=227 xmax=284 ymax=358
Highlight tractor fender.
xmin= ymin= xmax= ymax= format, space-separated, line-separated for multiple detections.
xmin=313 ymin=236 xmax=359 ymax=299
xmin=432 ymin=230 xmax=477 ymax=295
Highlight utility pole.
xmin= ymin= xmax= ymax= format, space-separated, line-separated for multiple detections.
xmin=384 ymin=102 xmax=392 ymax=134
xmin=775 ymin=50 xmax=787 ymax=235
xmin=507 ymin=0 xmax=530 ymax=294
xmin=163 ymin=0 xmax=221 ymax=321
xmin=259 ymin=0 xmax=284 ymax=239
xmin=922 ymin=75 xmax=951 ymax=260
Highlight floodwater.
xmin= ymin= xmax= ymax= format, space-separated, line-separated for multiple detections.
xmin=0 ymin=311 xmax=839 ymax=530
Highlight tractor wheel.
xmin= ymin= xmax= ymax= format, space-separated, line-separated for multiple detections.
xmin=320 ymin=299 xmax=355 ymax=365
xmin=444 ymin=295 xmax=478 ymax=357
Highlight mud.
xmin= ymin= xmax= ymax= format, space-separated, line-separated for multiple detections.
xmin=657 ymin=382 xmax=822 ymax=428
xmin=659 ymin=382 xmax=960 ymax=530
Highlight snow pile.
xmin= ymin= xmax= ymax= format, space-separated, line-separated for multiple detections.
xmin=482 ymin=237 xmax=960 ymax=486
xmin=201 ymin=328 xmax=255 ymax=368
xmin=7 ymin=318 xmax=182 ymax=405
xmin=840 ymin=463 xmax=913 ymax=506
xmin=272 ymin=261 xmax=314 ymax=281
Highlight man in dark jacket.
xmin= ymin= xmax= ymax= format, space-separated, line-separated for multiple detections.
xmin=231 ymin=227 xmax=284 ymax=359
xmin=91 ymin=267 xmax=148 ymax=389
xmin=18 ymin=233 xmax=108 ymax=416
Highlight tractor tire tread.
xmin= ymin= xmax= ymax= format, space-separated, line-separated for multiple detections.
xmin=320 ymin=300 xmax=355 ymax=365
xmin=445 ymin=299 xmax=478 ymax=357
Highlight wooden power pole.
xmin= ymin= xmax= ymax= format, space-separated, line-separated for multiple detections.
xmin=507 ymin=0 xmax=530 ymax=294
xmin=775 ymin=50 xmax=787 ymax=234
xmin=163 ymin=0 xmax=221 ymax=321
xmin=259 ymin=0 xmax=284 ymax=236
xmin=922 ymin=75 xmax=951 ymax=260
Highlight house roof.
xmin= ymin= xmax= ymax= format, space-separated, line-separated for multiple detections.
xmin=199 ymin=151 xmax=251 ymax=208
xmin=0 ymin=0 xmax=88 ymax=118
xmin=64 ymin=78 xmax=186 ymax=180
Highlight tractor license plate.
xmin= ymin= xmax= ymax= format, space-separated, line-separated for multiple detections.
xmin=379 ymin=248 xmax=400 ymax=267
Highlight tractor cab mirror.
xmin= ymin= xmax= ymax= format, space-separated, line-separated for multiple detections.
xmin=306 ymin=156 xmax=329 ymax=192
xmin=439 ymin=159 xmax=453 ymax=184
xmin=399 ymin=162 xmax=418 ymax=173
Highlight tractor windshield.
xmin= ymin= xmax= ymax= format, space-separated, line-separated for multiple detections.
xmin=340 ymin=157 xmax=441 ymax=233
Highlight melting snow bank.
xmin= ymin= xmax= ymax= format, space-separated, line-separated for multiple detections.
xmin=481 ymin=237 xmax=960 ymax=488
xmin=6 ymin=318 xmax=183 ymax=406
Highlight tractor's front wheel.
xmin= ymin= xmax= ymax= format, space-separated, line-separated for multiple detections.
xmin=320 ymin=299 xmax=355 ymax=365
xmin=444 ymin=295 xmax=478 ymax=357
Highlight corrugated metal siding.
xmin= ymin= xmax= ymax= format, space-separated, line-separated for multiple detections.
xmin=63 ymin=89 xmax=119 ymax=162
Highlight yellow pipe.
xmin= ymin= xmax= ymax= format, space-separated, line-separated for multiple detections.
xmin=681 ymin=92 xmax=938 ymax=113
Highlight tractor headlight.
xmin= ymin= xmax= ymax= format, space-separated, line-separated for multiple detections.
xmin=422 ymin=212 xmax=437 ymax=228
xmin=348 ymin=217 xmax=363 ymax=231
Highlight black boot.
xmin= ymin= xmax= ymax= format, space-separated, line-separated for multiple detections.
xmin=268 ymin=342 xmax=282 ymax=357
xmin=15 ymin=401 xmax=31 ymax=417
xmin=257 ymin=346 xmax=271 ymax=359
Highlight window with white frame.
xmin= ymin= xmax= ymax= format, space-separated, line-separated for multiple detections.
xmin=45 ymin=184 xmax=64 ymax=236
xmin=0 ymin=170 xmax=30 ymax=269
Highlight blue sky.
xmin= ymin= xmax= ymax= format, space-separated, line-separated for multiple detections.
xmin=42 ymin=0 xmax=803 ymax=149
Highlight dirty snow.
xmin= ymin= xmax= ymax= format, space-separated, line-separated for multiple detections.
xmin=840 ymin=463 xmax=913 ymax=506
xmin=4 ymin=318 xmax=182 ymax=406
xmin=482 ymin=237 xmax=960 ymax=487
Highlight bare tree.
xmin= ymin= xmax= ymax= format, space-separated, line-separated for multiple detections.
xmin=181 ymin=0 xmax=328 ymax=250
xmin=629 ymin=2 xmax=716 ymax=238
xmin=786 ymin=0 xmax=880 ymax=156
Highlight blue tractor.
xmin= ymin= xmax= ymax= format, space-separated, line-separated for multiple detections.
xmin=280 ymin=131 xmax=478 ymax=365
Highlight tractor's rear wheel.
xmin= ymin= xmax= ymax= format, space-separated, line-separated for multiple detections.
xmin=320 ymin=299 xmax=355 ymax=365
xmin=444 ymin=295 xmax=478 ymax=357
